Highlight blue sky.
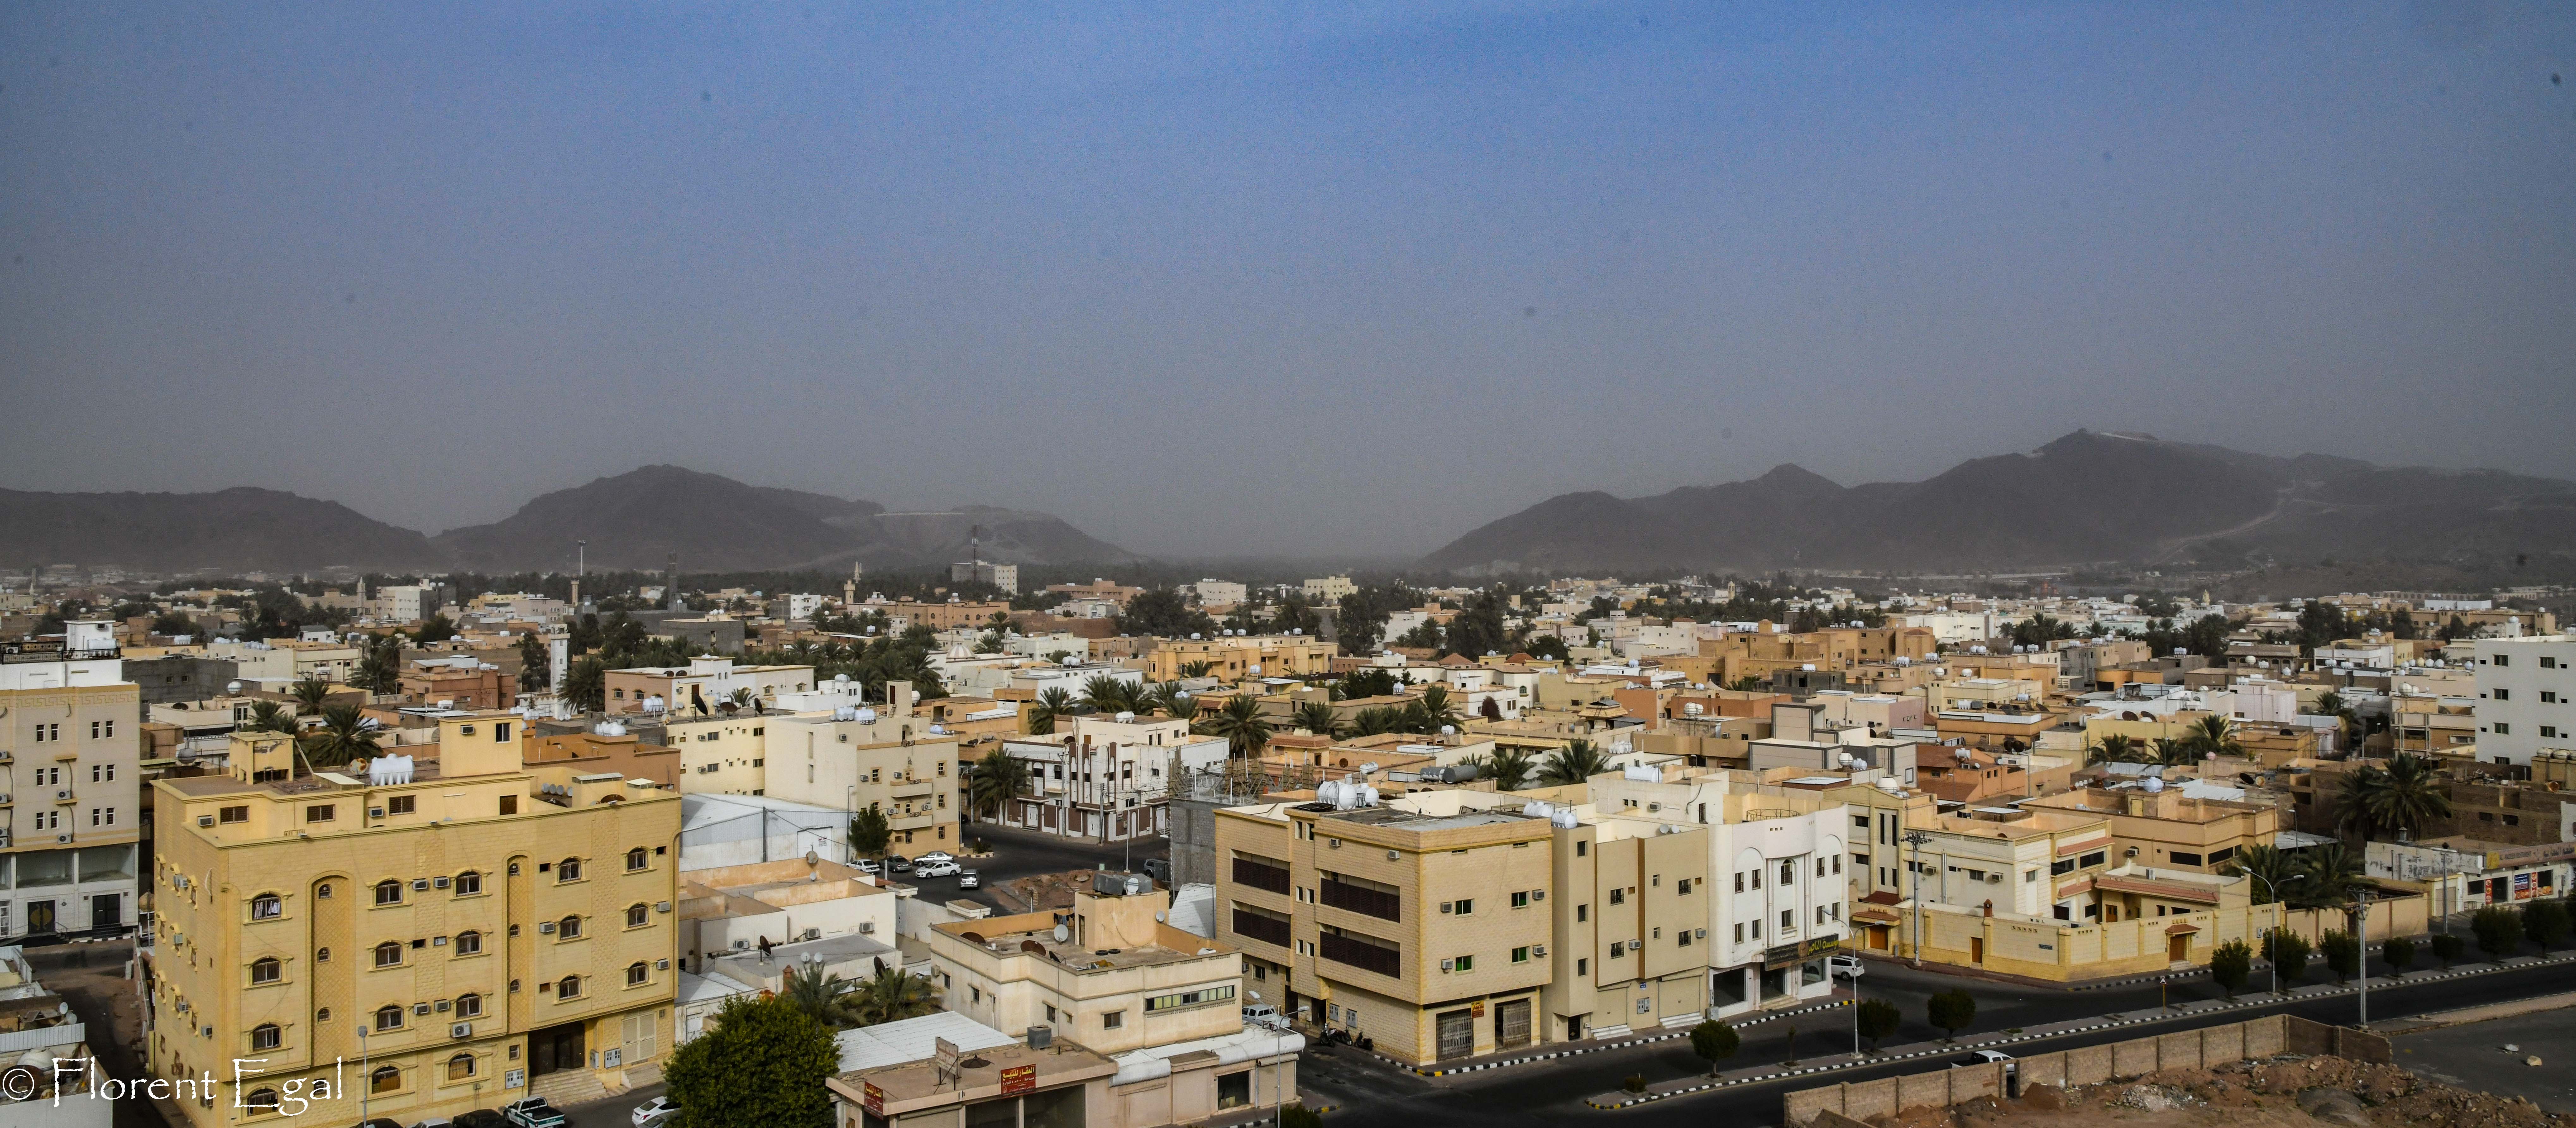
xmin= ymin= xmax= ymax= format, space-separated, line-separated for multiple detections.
xmin=3 ymin=2 xmax=2571 ymax=558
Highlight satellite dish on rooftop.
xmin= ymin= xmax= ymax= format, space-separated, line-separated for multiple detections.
xmin=1052 ymin=924 xmax=1070 ymax=943
xmin=225 ymin=680 xmax=244 ymax=696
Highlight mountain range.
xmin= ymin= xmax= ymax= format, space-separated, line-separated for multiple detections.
xmin=4 ymin=466 xmax=1139 ymax=576
xmin=1418 ymin=431 xmax=2576 ymax=575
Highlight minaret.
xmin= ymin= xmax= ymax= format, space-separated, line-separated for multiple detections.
xmin=667 ymin=552 xmax=683 ymax=612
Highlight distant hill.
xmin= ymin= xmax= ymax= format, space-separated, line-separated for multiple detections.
xmin=4 ymin=466 xmax=1138 ymax=576
xmin=1419 ymin=431 xmax=2576 ymax=575
xmin=0 ymin=486 xmax=442 ymax=574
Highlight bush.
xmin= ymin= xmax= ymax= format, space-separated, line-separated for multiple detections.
xmin=2319 ymin=929 xmax=2360 ymax=984
xmin=1623 ymin=1074 xmax=1648 ymax=1094
xmin=1926 ymin=989 xmax=1976 ymax=1039
xmin=1280 ymin=1106 xmax=1324 ymax=1128
xmin=2209 ymin=939 xmax=2253 ymax=999
xmin=2473 ymin=906 xmax=2525 ymax=960
xmin=2264 ymin=929 xmax=2312 ymax=989
xmin=1856 ymin=998 xmax=1902 ymax=1051
xmin=2523 ymin=899 xmax=2571 ymax=952
xmin=2381 ymin=935 xmax=2416 ymax=975
xmin=2429 ymin=932 xmax=2465 ymax=969
xmin=1689 ymin=1020 xmax=1741 ymax=1076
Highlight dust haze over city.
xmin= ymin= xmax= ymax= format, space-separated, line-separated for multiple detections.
xmin=5 ymin=3 xmax=2573 ymax=565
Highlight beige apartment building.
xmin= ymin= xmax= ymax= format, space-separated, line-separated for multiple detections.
xmin=1145 ymin=636 xmax=1338 ymax=682
xmin=928 ymin=877 xmax=1248 ymax=1055
xmin=208 ymin=637 xmax=362 ymax=687
xmin=655 ymin=680 xmax=964 ymax=849
xmin=1540 ymin=811 xmax=1712 ymax=1043
xmin=147 ymin=712 xmax=681 ymax=1125
xmin=0 ymin=623 xmax=143 ymax=941
xmin=2020 ymin=785 xmax=2278 ymax=875
xmin=602 ymin=656 xmax=815 ymax=716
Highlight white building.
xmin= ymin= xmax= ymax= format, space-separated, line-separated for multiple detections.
xmin=378 ymin=583 xmax=443 ymax=623
xmin=997 ymin=714 xmax=1228 ymax=841
xmin=1184 ymin=580 xmax=1248 ymax=607
xmin=2472 ymin=635 xmax=2576 ymax=767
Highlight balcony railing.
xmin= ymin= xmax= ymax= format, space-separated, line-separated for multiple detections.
xmin=1320 ymin=929 xmax=1402 ymax=979
xmin=1230 ymin=907 xmax=1291 ymax=948
xmin=1319 ymin=877 xmax=1402 ymax=922
xmin=1231 ymin=857 xmax=1291 ymax=896
xmin=1 ymin=641 xmax=121 ymax=664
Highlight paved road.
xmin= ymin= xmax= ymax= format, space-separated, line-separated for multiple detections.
xmin=1300 ymin=957 xmax=2576 ymax=1128
xmin=2394 ymin=1010 xmax=2576 ymax=1114
xmin=935 ymin=820 xmax=1170 ymax=911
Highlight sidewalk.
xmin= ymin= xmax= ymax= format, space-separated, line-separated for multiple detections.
xmin=1583 ymin=948 xmax=2576 ymax=1110
xmin=1381 ymin=997 xmax=1855 ymax=1078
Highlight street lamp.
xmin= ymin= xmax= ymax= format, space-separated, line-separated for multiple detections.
xmin=2353 ymin=891 xmax=2371 ymax=1028
xmin=1903 ymin=830 xmax=1933 ymax=968
xmin=2247 ymin=871 xmax=2281 ymax=996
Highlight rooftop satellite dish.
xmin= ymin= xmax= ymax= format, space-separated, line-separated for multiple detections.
xmin=225 ymin=680 xmax=244 ymax=696
xmin=1052 ymin=924 xmax=1070 ymax=944
xmin=835 ymin=673 xmax=850 ymax=683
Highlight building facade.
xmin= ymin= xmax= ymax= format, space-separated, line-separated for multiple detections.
xmin=0 ymin=622 xmax=142 ymax=943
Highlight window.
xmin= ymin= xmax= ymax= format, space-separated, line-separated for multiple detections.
xmin=1144 ymin=984 xmax=1235 ymax=1012
xmin=251 ymin=1023 xmax=282 ymax=1051
xmin=557 ymin=976 xmax=582 ymax=999
xmin=627 ymin=962 xmax=650 ymax=986
xmin=628 ymin=903 xmax=650 ymax=928
xmin=386 ymin=795 xmax=415 ymax=815
xmin=251 ymin=893 xmax=283 ymax=920
xmin=2545 ymin=727 xmax=2562 ymax=740
xmin=250 ymin=957 xmax=282 ymax=985
xmin=1103 ymin=1010 xmax=1125 ymax=1029
xmin=1576 ymin=840 xmax=1587 ymax=857
xmin=1779 ymin=910 xmax=1794 ymax=932
xmin=500 ymin=795 xmax=517 ymax=816
xmin=2052 ymin=858 xmax=2075 ymax=876
xmin=627 ymin=848 xmax=649 ymax=871
xmin=2080 ymin=852 xmax=2106 ymax=869
xmin=2545 ymin=656 xmax=2561 ymax=669
xmin=447 ymin=1054 xmax=476 ymax=1081
xmin=455 ymin=931 xmax=482 ymax=956
xmin=2494 ymin=723 xmax=2512 ymax=735
xmin=1734 ymin=922 xmax=1745 ymax=943
xmin=1779 ymin=860 xmax=1796 ymax=885
xmin=1453 ymin=898 xmax=1474 ymax=915
xmin=375 ymin=1005 xmax=405 ymax=1031
xmin=306 ymin=804 xmax=335 ymax=823
xmin=246 ymin=1088 xmax=280 ymax=1111
xmin=1608 ymin=888 xmax=1625 ymax=905
xmin=2494 ymin=654 xmax=2511 ymax=667
xmin=1451 ymin=954 xmax=1474 ymax=971
xmin=315 ymin=1008 xmax=331 ymax=1023
xmin=375 ymin=942 xmax=403 ymax=968
xmin=455 ymin=871 xmax=482 ymax=896
xmin=558 ymin=915 xmax=583 ymax=940
xmin=2545 ymin=692 xmax=2562 ymax=705
xmin=1511 ymin=891 xmax=1529 ymax=909
xmin=2169 ymin=851 xmax=2204 ymax=867
xmin=558 ymin=858 xmax=582 ymax=882
xmin=1734 ymin=872 xmax=1745 ymax=893
xmin=315 ymin=947 xmax=330 ymax=962
xmin=219 ymin=805 xmax=249 ymax=824
xmin=1676 ymin=878 xmax=1693 ymax=895
xmin=1511 ymin=946 xmax=1530 ymax=963
xmin=456 ymin=994 xmax=483 ymax=1017
xmin=370 ymin=1065 xmax=401 ymax=1094
xmin=2494 ymin=689 xmax=2512 ymax=701
xmin=375 ymin=880 xmax=403 ymax=906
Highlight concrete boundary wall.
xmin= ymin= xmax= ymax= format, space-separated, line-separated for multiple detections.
xmin=1782 ymin=1016 xmax=2388 ymax=1125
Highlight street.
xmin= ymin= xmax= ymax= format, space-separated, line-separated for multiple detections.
xmin=938 ymin=819 xmax=1170 ymax=912
xmin=2393 ymin=1010 xmax=2576 ymax=1114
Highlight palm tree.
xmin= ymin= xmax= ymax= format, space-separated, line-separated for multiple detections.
xmin=1537 ymin=740 xmax=1612 ymax=786
xmin=290 ymin=677 xmax=331 ymax=717
xmin=561 ymin=656 xmax=606 ymax=712
xmin=300 ymin=703 xmax=383 ymax=772
xmin=2292 ymin=844 xmax=2361 ymax=909
xmin=2152 ymin=737 xmax=2195 ymax=767
xmin=1026 ymin=687 xmax=1075 ymax=736
xmin=1349 ymin=707 xmax=1403 ymax=737
xmin=849 ymin=964 xmax=941 ymax=1027
xmin=2342 ymin=753 xmax=2451 ymax=839
xmin=1176 ymin=660 xmax=1215 ymax=679
xmin=1291 ymin=700 xmax=1344 ymax=738
xmin=1196 ymin=695 xmax=1272 ymax=759
xmin=2185 ymin=714 xmax=2242 ymax=759
xmin=1162 ymin=690 xmax=1200 ymax=722
xmin=1415 ymin=685 xmax=1462 ymax=730
xmin=780 ymin=962 xmax=867 ymax=1029
xmin=2315 ymin=691 xmax=2360 ymax=751
xmin=1081 ymin=674 xmax=1136 ymax=715
xmin=246 ymin=700 xmax=297 ymax=735
xmin=968 ymin=748 xmax=1030 ymax=820
xmin=1486 ymin=747 xmax=1536 ymax=791
xmin=2085 ymin=734 xmax=2149 ymax=765
xmin=2225 ymin=844 xmax=2304 ymax=906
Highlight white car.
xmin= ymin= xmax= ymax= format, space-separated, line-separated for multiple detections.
xmin=914 ymin=860 xmax=962 ymax=878
xmin=631 ymin=1096 xmax=679 ymax=1126
xmin=915 ymin=851 xmax=956 ymax=865
xmin=854 ymin=858 xmax=881 ymax=874
xmin=957 ymin=871 xmax=980 ymax=889
xmin=1827 ymin=954 xmax=1865 ymax=980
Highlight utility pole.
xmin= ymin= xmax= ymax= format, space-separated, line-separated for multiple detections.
xmin=2355 ymin=892 xmax=2370 ymax=1028
xmin=1903 ymin=830 xmax=1932 ymax=968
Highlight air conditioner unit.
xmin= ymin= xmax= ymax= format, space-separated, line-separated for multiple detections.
xmin=1694 ymin=928 xmax=1708 ymax=939
xmin=434 ymin=876 xmax=451 ymax=889
xmin=655 ymin=959 xmax=670 ymax=971
xmin=55 ymin=834 xmax=70 ymax=844
xmin=198 ymin=815 xmax=214 ymax=827
xmin=1986 ymin=874 xmax=2003 ymax=885
xmin=1439 ymin=958 xmax=1454 ymax=972
xmin=53 ymin=789 xmax=71 ymax=801
xmin=413 ymin=1003 xmax=432 ymax=1016
xmin=799 ymin=928 xmax=820 ymax=942
xmin=412 ymin=879 xmax=430 ymax=891
xmin=1532 ymin=944 xmax=1547 ymax=957
xmin=1440 ymin=902 xmax=1453 ymax=914
xmin=538 ymin=922 xmax=556 ymax=934
xmin=435 ymin=999 xmax=451 ymax=1012
xmin=450 ymin=1023 xmax=472 ymax=1039
xmin=369 ymin=808 xmax=385 ymax=818
xmin=858 ymin=921 xmax=874 ymax=934
xmin=1532 ymin=890 xmax=1545 ymax=901
xmin=655 ymin=901 xmax=672 ymax=913
xmin=433 ymin=935 xmax=448 ymax=946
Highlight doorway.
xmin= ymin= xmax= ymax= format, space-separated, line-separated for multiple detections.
xmin=529 ymin=1021 xmax=586 ymax=1077
xmin=1969 ymin=937 xmax=1985 ymax=964
xmin=23 ymin=901 xmax=56 ymax=939
xmin=89 ymin=894 xmax=121 ymax=935
xmin=1494 ymin=999 xmax=1531 ymax=1050
xmin=1434 ymin=1009 xmax=1474 ymax=1061
xmin=2168 ymin=935 xmax=2190 ymax=962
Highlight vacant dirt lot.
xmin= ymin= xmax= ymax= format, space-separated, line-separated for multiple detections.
xmin=1864 ymin=1055 xmax=2564 ymax=1128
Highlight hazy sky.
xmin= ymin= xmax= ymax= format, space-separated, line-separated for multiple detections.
xmin=5 ymin=2 xmax=2573 ymax=559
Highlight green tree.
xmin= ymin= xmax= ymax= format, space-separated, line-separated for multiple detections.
xmin=849 ymin=964 xmax=942 ymax=1026
xmin=2209 ymin=939 xmax=2253 ymax=999
xmin=1279 ymin=1106 xmax=1324 ymax=1128
xmin=1082 ymin=674 xmax=1138 ymax=715
xmin=1291 ymin=700 xmax=1345 ymax=737
xmin=1688 ymin=1019 xmax=1740 ymax=1077
xmin=150 ymin=610 xmax=199 ymax=636
xmin=1536 ymin=740 xmax=1611 ymax=786
xmin=1414 ymin=684 xmax=1463 ymax=730
xmin=2380 ymin=935 xmax=2416 ymax=976
xmin=351 ymin=634 xmax=403 ymax=693
xmin=664 ymin=994 xmax=837 ymax=1128
xmin=848 ymin=807 xmax=894 ymax=871
xmin=1349 ymin=706 xmax=1404 ymax=737
xmin=2429 ymin=932 xmax=2465 ymax=969
xmin=517 ymin=633 xmax=551 ymax=692
xmin=246 ymin=700 xmax=297 ymax=735
xmin=2520 ymin=899 xmax=2569 ymax=952
xmin=1339 ymin=668 xmax=1399 ymax=698
xmin=2318 ymin=929 xmax=2360 ymax=985
xmin=1485 ymin=747 xmax=1536 ymax=792
xmin=2085 ymin=734 xmax=2149 ymax=765
xmin=2339 ymin=753 xmax=2451 ymax=838
xmin=299 ymin=703 xmax=383 ymax=772
xmin=2472 ymin=906 xmax=2524 ymax=960
xmin=2224 ymin=845 xmax=2302 ymax=906
xmin=1114 ymin=590 xmax=1215 ymax=638
xmin=1925 ymin=989 xmax=1976 ymax=1039
xmin=289 ymin=677 xmax=331 ymax=716
xmin=968 ymin=748 xmax=1030 ymax=820
xmin=779 ymin=962 xmax=867 ymax=1029
xmin=2291 ymin=844 xmax=2361 ymax=909
xmin=1196 ymin=695 xmax=1273 ymax=759
xmin=2183 ymin=714 xmax=2242 ymax=759
xmin=562 ymin=656 xmax=607 ymax=712
xmin=1176 ymin=660 xmax=1215 ymax=679
xmin=412 ymin=612 xmax=459 ymax=645
xmin=1855 ymin=998 xmax=1901 ymax=1051
xmin=1026 ymin=687 xmax=1075 ymax=735
xmin=2263 ymin=929 xmax=2312 ymax=988
xmin=1445 ymin=591 xmax=1512 ymax=658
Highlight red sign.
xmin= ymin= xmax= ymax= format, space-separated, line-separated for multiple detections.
xmin=1000 ymin=1064 xmax=1037 ymax=1095
xmin=862 ymin=1081 xmax=885 ymax=1116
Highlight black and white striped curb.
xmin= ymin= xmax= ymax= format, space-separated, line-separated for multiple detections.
xmin=1582 ymin=950 xmax=2576 ymax=1111
xmin=1390 ymin=1000 xmax=1854 ymax=1077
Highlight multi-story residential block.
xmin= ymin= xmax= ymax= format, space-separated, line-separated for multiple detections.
xmin=648 ymin=681 xmax=966 ymax=850
xmin=602 ymin=656 xmax=815 ymax=715
xmin=147 ymin=712 xmax=681 ymax=1125
xmin=927 ymin=875 xmax=1252 ymax=1056
xmin=0 ymin=621 xmax=142 ymax=942
xmin=1300 ymin=576 xmax=1356 ymax=603
xmin=207 ymin=638 xmax=361 ymax=687
xmin=947 ymin=561 xmax=1019 ymax=595
xmin=1182 ymin=579 xmax=1248 ymax=607
xmin=399 ymin=656 xmax=516 ymax=712
xmin=2019 ymin=783 xmax=2278 ymax=875
xmin=2472 ymin=635 xmax=2576 ymax=767
xmin=1143 ymin=636 xmax=1337 ymax=682
xmin=995 ymin=714 xmax=1228 ymax=842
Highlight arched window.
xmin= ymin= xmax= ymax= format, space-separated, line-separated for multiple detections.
xmin=315 ymin=1008 xmax=332 ymax=1023
xmin=626 ymin=961 xmax=650 ymax=986
xmin=557 ymin=915 xmax=582 ymax=940
xmin=250 ymin=1023 xmax=281 ymax=1051
xmin=454 ymin=930 xmax=482 ymax=956
xmin=626 ymin=847 xmax=649 ymax=871
xmin=455 ymin=993 xmax=482 ymax=1018
xmin=369 ymin=1065 xmax=401 ymax=1094
xmin=446 ymin=1053 xmax=476 ymax=1081
xmin=627 ymin=903 xmax=649 ymax=928
xmin=245 ymin=1088 xmax=280 ymax=1110
xmin=557 ymin=975 xmax=582 ymax=999
xmin=315 ymin=882 xmax=332 ymax=899
xmin=374 ymin=942 xmax=403 ymax=968
xmin=374 ymin=1005 xmax=404 ymax=1031
xmin=315 ymin=946 xmax=331 ymax=962
xmin=557 ymin=857 xmax=582 ymax=882
xmin=248 ymin=957 xmax=281 ymax=985
xmin=374 ymin=880 xmax=403 ymax=906
xmin=249 ymin=893 xmax=283 ymax=920
xmin=454 ymin=871 xmax=483 ymax=896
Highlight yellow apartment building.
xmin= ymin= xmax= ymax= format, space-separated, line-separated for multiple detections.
xmin=1540 ymin=811 xmax=1712 ymax=1042
xmin=927 ymin=877 xmax=1247 ymax=1055
xmin=147 ymin=713 xmax=680 ymax=1126
xmin=2019 ymin=785 xmax=2278 ymax=875
xmin=1144 ymin=637 xmax=1337 ymax=682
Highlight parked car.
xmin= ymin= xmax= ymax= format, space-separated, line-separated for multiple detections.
xmin=889 ymin=855 xmax=914 ymax=873
xmin=450 ymin=1111 xmax=510 ymax=1128
xmin=1242 ymin=1004 xmax=1286 ymax=1030
xmin=915 ymin=851 xmax=956 ymax=864
xmin=1953 ymin=1050 xmax=2014 ymax=1067
xmin=1143 ymin=858 xmax=1171 ymax=884
xmin=502 ymin=1097 xmax=568 ymax=1128
xmin=957 ymin=871 xmax=980 ymax=889
xmin=854 ymin=858 xmax=882 ymax=874
xmin=914 ymin=860 xmax=962 ymax=878
xmin=632 ymin=1095 xmax=680 ymax=1126
xmin=1827 ymin=954 xmax=1865 ymax=980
